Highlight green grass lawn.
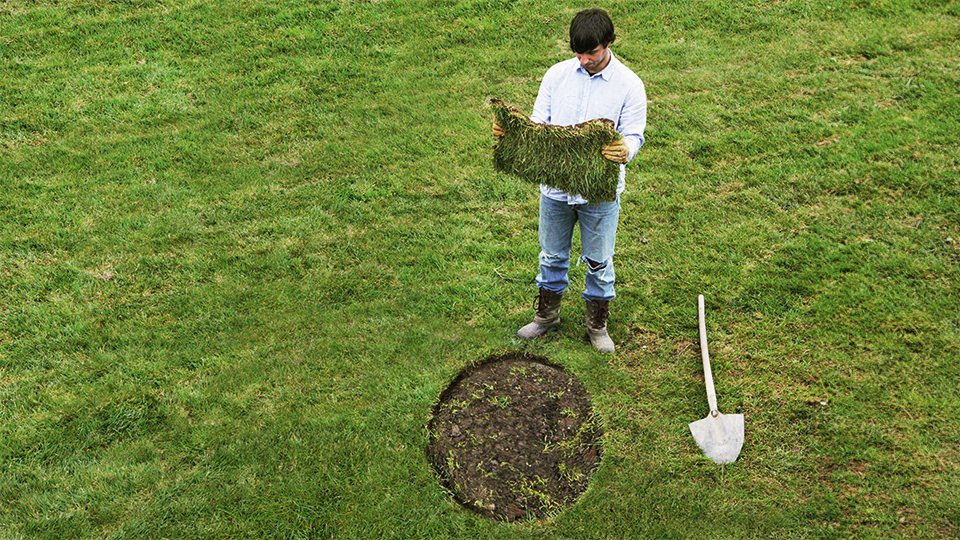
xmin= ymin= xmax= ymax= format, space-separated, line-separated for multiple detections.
xmin=2 ymin=0 xmax=958 ymax=538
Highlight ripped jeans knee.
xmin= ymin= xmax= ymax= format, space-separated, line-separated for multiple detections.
xmin=585 ymin=258 xmax=608 ymax=272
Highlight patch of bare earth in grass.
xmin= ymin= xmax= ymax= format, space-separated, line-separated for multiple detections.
xmin=427 ymin=352 xmax=601 ymax=522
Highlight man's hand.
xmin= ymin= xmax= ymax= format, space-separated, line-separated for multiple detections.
xmin=602 ymin=139 xmax=628 ymax=164
xmin=492 ymin=120 xmax=505 ymax=137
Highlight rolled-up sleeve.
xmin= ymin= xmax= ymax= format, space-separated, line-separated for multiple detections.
xmin=531 ymin=63 xmax=565 ymax=125
xmin=618 ymin=82 xmax=647 ymax=163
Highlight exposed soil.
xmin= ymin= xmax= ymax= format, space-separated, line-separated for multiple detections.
xmin=427 ymin=352 xmax=602 ymax=522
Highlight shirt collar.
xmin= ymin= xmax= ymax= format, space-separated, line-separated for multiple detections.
xmin=574 ymin=50 xmax=616 ymax=80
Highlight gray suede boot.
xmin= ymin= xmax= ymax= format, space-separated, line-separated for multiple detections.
xmin=585 ymin=300 xmax=615 ymax=353
xmin=517 ymin=289 xmax=563 ymax=340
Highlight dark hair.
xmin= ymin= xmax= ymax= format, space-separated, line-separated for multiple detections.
xmin=569 ymin=9 xmax=616 ymax=54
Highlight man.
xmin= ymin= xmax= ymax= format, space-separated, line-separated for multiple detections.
xmin=495 ymin=8 xmax=647 ymax=353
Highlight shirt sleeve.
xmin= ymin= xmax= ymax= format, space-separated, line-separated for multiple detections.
xmin=618 ymin=80 xmax=647 ymax=163
xmin=531 ymin=63 xmax=563 ymax=124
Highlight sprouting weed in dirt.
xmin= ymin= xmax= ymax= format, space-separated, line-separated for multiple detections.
xmin=510 ymin=366 xmax=528 ymax=377
xmin=470 ymin=382 xmax=496 ymax=401
xmin=510 ymin=475 xmax=559 ymax=513
xmin=541 ymin=436 xmax=555 ymax=454
xmin=547 ymin=417 xmax=602 ymax=459
xmin=444 ymin=399 xmax=468 ymax=415
xmin=473 ymin=499 xmax=494 ymax=512
xmin=550 ymin=435 xmax=579 ymax=457
xmin=446 ymin=450 xmax=460 ymax=472
xmin=560 ymin=408 xmax=577 ymax=418
xmin=476 ymin=461 xmax=495 ymax=478
xmin=585 ymin=411 xmax=604 ymax=436
xmin=557 ymin=462 xmax=587 ymax=484
xmin=489 ymin=396 xmax=510 ymax=409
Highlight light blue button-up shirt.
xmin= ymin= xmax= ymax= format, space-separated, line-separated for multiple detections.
xmin=530 ymin=51 xmax=647 ymax=204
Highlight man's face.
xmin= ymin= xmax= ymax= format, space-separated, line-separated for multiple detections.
xmin=576 ymin=43 xmax=610 ymax=74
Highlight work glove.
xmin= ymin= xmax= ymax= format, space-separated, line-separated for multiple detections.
xmin=602 ymin=138 xmax=629 ymax=164
xmin=492 ymin=120 xmax=505 ymax=137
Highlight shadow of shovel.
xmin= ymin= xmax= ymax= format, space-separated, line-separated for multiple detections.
xmin=688 ymin=294 xmax=744 ymax=464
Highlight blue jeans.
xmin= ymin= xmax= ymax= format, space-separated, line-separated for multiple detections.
xmin=535 ymin=194 xmax=620 ymax=302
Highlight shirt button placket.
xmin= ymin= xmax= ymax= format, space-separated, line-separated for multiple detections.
xmin=579 ymin=81 xmax=590 ymax=123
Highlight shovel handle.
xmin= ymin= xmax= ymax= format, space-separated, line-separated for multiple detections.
xmin=698 ymin=295 xmax=719 ymax=414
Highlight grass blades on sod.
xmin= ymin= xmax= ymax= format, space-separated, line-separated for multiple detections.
xmin=491 ymin=98 xmax=621 ymax=202
xmin=1 ymin=0 xmax=959 ymax=538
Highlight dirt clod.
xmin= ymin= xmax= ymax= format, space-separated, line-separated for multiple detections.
xmin=427 ymin=352 xmax=602 ymax=522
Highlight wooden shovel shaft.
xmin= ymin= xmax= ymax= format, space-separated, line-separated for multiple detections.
xmin=698 ymin=295 xmax=719 ymax=413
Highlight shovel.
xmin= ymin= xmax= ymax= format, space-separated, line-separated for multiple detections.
xmin=688 ymin=294 xmax=744 ymax=464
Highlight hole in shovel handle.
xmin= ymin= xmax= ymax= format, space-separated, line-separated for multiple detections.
xmin=711 ymin=410 xmax=720 ymax=418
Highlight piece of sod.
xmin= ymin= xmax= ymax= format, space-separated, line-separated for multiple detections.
xmin=491 ymin=98 xmax=622 ymax=202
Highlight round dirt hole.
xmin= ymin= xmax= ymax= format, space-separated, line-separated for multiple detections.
xmin=427 ymin=352 xmax=603 ymax=522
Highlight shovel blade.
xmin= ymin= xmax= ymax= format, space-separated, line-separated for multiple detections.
xmin=688 ymin=412 xmax=744 ymax=464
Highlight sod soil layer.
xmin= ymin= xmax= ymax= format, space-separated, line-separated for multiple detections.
xmin=427 ymin=352 xmax=602 ymax=522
